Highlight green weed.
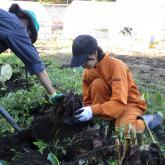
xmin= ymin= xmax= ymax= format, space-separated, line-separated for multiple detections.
xmin=33 ymin=140 xmax=48 ymax=155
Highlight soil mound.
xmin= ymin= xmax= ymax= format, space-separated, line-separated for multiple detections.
xmin=0 ymin=92 xmax=164 ymax=165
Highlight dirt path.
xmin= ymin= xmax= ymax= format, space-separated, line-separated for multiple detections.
xmin=113 ymin=52 xmax=165 ymax=93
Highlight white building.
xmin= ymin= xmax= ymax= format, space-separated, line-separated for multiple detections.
xmin=63 ymin=0 xmax=165 ymax=50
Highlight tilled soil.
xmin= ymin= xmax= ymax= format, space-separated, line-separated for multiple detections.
xmin=0 ymin=91 xmax=164 ymax=165
xmin=110 ymin=53 xmax=164 ymax=94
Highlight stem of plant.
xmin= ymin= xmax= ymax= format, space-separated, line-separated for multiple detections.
xmin=143 ymin=119 xmax=157 ymax=143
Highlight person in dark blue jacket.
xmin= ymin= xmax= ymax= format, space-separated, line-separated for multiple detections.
xmin=0 ymin=4 xmax=64 ymax=105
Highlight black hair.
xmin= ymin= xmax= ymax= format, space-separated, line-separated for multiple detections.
xmin=89 ymin=47 xmax=104 ymax=61
xmin=97 ymin=47 xmax=105 ymax=61
xmin=8 ymin=3 xmax=37 ymax=43
xmin=86 ymin=46 xmax=104 ymax=63
xmin=8 ymin=4 xmax=20 ymax=14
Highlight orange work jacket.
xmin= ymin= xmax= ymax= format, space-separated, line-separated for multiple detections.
xmin=82 ymin=53 xmax=147 ymax=119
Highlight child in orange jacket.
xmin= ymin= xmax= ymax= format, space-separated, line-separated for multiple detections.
xmin=70 ymin=34 xmax=163 ymax=132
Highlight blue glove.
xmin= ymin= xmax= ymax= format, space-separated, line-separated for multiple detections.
xmin=49 ymin=93 xmax=65 ymax=105
xmin=74 ymin=106 xmax=93 ymax=122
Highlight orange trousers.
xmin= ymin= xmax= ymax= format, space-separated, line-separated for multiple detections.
xmin=88 ymin=78 xmax=145 ymax=132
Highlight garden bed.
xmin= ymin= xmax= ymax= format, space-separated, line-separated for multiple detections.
xmin=0 ymin=92 xmax=164 ymax=165
xmin=0 ymin=51 xmax=165 ymax=164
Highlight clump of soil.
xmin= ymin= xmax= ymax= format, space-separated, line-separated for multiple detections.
xmin=63 ymin=128 xmax=165 ymax=165
xmin=123 ymin=143 xmax=165 ymax=165
xmin=0 ymin=91 xmax=92 ymax=164
xmin=0 ymin=91 xmax=164 ymax=165
xmin=0 ymin=72 xmax=30 ymax=97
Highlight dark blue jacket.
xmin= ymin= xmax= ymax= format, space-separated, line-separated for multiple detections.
xmin=0 ymin=9 xmax=45 ymax=74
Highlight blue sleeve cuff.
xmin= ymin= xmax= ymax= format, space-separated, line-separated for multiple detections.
xmin=27 ymin=62 xmax=45 ymax=75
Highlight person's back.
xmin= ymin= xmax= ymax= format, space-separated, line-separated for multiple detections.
xmin=0 ymin=8 xmax=25 ymax=30
xmin=0 ymin=8 xmax=29 ymax=53
xmin=0 ymin=4 xmax=64 ymax=105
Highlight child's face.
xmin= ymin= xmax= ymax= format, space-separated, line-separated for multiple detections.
xmin=82 ymin=52 xmax=98 ymax=69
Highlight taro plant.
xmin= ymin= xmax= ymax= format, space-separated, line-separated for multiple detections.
xmin=0 ymin=53 xmax=24 ymax=74
xmin=0 ymin=52 xmax=38 ymax=90
xmin=0 ymin=64 xmax=12 ymax=91
xmin=114 ymin=124 xmax=144 ymax=165
xmin=0 ymin=64 xmax=12 ymax=82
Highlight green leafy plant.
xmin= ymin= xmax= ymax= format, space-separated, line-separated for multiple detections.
xmin=98 ymin=161 xmax=104 ymax=165
xmin=0 ymin=64 xmax=12 ymax=82
xmin=0 ymin=53 xmax=24 ymax=74
xmin=33 ymin=140 xmax=47 ymax=155
xmin=108 ymin=160 xmax=117 ymax=165
xmin=143 ymin=91 xmax=165 ymax=115
xmin=0 ymin=85 xmax=45 ymax=134
xmin=0 ymin=64 xmax=12 ymax=96
xmin=115 ymin=127 xmax=125 ymax=143
xmin=49 ymin=67 xmax=83 ymax=94
xmin=12 ymin=152 xmax=24 ymax=161
xmin=52 ymin=139 xmax=67 ymax=156
xmin=9 ymin=148 xmax=24 ymax=161
xmin=0 ymin=160 xmax=8 ymax=165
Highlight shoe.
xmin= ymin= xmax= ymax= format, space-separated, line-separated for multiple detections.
xmin=142 ymin=111 xmax=163 ymax=130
